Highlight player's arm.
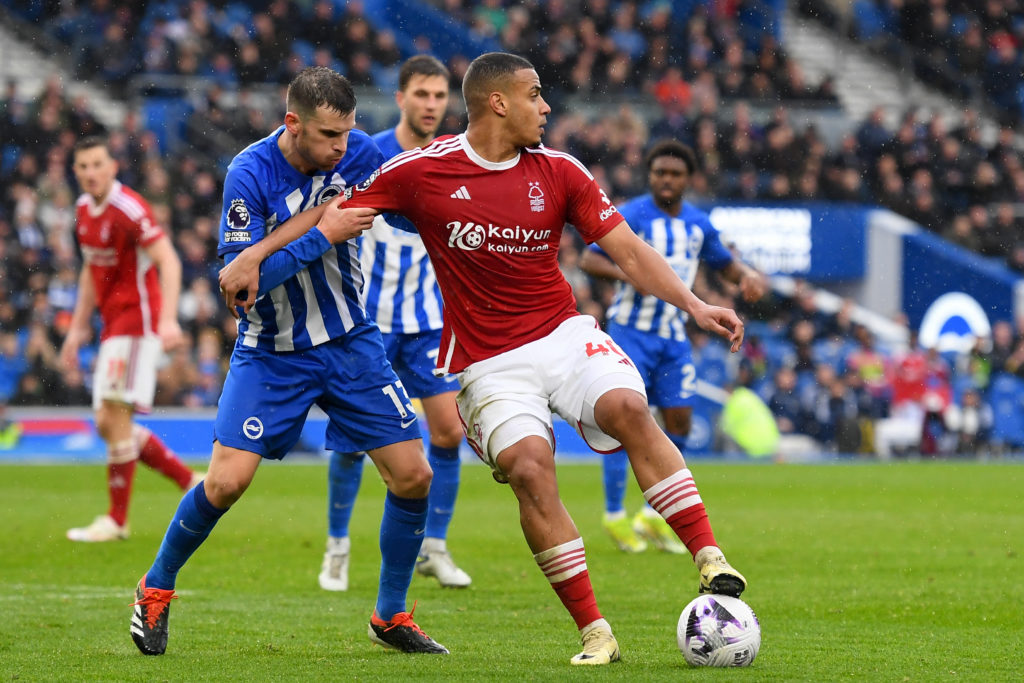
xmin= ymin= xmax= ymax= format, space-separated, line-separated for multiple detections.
xmin=717 ymin=259 xmax=768 ymax=303
xmin=698 ymin=216 xmax=767 ymax=303
xmin=219 ymin=198 xmax=378 ymax=314
xmin=596 ymin=221 xmax=745 ymax=351
xmin=145 ymin=235 xmax=185 ymax=352
xmin=59 ymin=267 xmax=96 ymax=370
xmin=578 ymin=246 xmax=650 ymax=295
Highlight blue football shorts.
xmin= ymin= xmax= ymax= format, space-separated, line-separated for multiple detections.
xmin=215 ymin=322 xmax=420 ymax=458
xmin=379 ymin=328 xmax=458 ymax=399
xmin=606 ymin=322 xmax=696 ymax=409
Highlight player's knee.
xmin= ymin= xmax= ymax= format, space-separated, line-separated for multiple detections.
xmin=503 ymin=450 xmax=553 ymax=492
xmin=430 ymin=423 xmax=465 ymax=450
xmin=202 ymin=473 xmax=250 ymax=508
xmin=389 ymin=459 xmax=433 ymax=498
xmin=597 ymin=390 xmax=651 ymax=437
xmin=94 ymin=412 xmax=116 ymax=441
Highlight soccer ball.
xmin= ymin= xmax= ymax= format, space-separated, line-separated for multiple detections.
xmin=677 ymin=594 xmax=760 ymax=667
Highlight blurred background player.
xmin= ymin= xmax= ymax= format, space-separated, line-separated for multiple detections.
xmin=130 ymin=68 xmax=446 ymax=657
xmin=319 ymin=55 xmax=471 ymax=592
xmin=580 ymin=140 xmax=765 ymax=554
xmin=61 ymin=136 xmax=201 ymax=543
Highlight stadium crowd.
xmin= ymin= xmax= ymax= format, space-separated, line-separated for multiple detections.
xmin=798 ymin=0 xmax=1024 ymax=125
xmin=2 ymin=0 xmax=1023 ymax=457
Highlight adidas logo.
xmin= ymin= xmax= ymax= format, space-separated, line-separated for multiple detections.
xmin=450 ymin=185 xmax=471 ymax=200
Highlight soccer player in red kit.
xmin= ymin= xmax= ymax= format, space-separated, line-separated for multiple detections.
xmin=62 ymin=137 xmax=202 ymax=542
xmin=219 ymin=52 xmax=748 ymax=665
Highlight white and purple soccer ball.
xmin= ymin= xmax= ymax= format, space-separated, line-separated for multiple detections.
xmin=677 ymin=594 xmax=760 ymax=667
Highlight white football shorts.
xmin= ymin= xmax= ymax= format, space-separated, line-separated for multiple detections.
xmin=92 ymin=335 xmax=161 ymax=413
xmin=455 ymin=315 xmax=647 ymax=470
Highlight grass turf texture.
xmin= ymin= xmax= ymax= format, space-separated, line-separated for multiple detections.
xmin=1 ymin=461 xmax=1021 ymax=681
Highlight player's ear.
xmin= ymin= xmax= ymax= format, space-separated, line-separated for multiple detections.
xmin=488 ymin=91 xmax=507 ymax=117
xmin=394 ymin=90 xmax=404 ymax=111
xmin=283 ymin=111 xmax=302 ymax=135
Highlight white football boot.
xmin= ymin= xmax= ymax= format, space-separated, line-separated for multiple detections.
xmin=415 ymin=538 xmax=471 ymax=587
xmin=318 ymin=536 xmax=350 ymax=591
xmin=67 ymin=514 xmax=129 ymax=542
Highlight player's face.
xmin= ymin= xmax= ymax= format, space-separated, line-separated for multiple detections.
xmin=293 ymin=105 xmax=357 ymax=172
xmin=72 ymin=145 xmax=117 ymax=202
xmin=397 ymin=74 xmax=449 ymax=139
xmin=506 ymin=69 xmax=550 ymax=147
xmin=648 ymin=155 xmax=689 ymax=208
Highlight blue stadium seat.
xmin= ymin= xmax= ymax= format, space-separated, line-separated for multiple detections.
xmin=290 ymin=39 xmax=316 ymax=67
xmin=142 ymin=98 xmax=194 ymax=155
xmin=852 ymin=0 xmax=886 ymax=41
xmin=1 ymin=144 xmax=21 ymax=176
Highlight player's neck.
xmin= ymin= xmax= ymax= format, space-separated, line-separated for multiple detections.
xmin=395 ymin=122 xmax=433 ymax=152
xmin=655 ymin=197 xmax=683 ymax=216
xmin=277 ymin=130 xmax=315 ymax=175
xmin=465 ymin=125 xmax=518 ymax=163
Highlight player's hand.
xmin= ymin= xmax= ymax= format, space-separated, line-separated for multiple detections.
xmin=58 ymin=329 xmax=86 ymax=371
xmin=219 ymin=248 xmax=262 ymax=318
xmin=158 ymin=319 xmax=185 ymax=352
xmin=317 ymin=197 xmax=377 ymax=244
xmin=739 ymin=272 xmax=768 ymax=303
xmin=691 ymin=302 xmax=745 ymax=353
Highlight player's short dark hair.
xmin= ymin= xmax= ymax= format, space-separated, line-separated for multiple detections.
xmin=462 ymin=52 xmax=534 ymax=120
xmin=287 ymin=67 xmax=356 ymax=119
xmin=645 ymin=139 xmax=697 ymax=175
xmin=73 ymin=136 xmax=109 ymax=156
xmin=398 ymin=55 xmax=450 ymax=92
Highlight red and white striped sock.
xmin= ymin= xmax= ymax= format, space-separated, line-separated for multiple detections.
xmin=534 ymin=538 xmax=602 ymax=630
xmin=643 ymin=468 xmax=717 ymax=556
xmin=134 ymin=425 xmax=193 ymax=489
xmin=106 ymin=439 xmax=137 ymax=526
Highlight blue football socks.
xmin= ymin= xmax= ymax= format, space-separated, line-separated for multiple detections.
xmin=424 ymin=444 xmax=460 ymax=539
xmin=327 ymin=451 xmax=365 ymax=538
xmin=602 ymin=450 xmax=630 ymax=515
xmin=375 ymin=490 xmax=428 ymax=620
xmin=146 ymin=481 xmax=227 ymax=590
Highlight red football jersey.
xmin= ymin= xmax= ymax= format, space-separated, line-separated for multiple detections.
xmin=345 ymin=134 xmax=623 ymax=372
xmin=75 ymin=181 xmax=165 ymax=339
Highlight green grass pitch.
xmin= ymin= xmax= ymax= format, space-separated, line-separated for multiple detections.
xmin=1 ymin=460 xmax=1021 ymax=681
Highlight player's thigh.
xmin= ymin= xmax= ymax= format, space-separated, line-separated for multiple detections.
xmin=455 ymin=354 xmax=552 ymax=471
xmin=215 ymin=345 xmax=322 ymax=459
xmin=92 ymin=335 xmax=160 ymax=412
xmin=547 ymin=318 xmax=647 ymax=453
xmin=317 ymin=324 xmax=422 ymax=453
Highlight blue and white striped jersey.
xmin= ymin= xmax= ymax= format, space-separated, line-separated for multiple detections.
xmin=218 ymin=126 xmax=384 ymax=351
xmin=592 ymin=195 xmax=734 ymax=341
xmin=358 ymin=128 xmax=444 ymax=334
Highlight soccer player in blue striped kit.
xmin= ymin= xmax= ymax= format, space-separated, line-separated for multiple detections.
xmin=129 ymin=67 xmax=448 ymax=656
xmin=580 ymin=140 xmax=765 ymax=555
xmin=318 ymin=56 xmax=472 ymax=592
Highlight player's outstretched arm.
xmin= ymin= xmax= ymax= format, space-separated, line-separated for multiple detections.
xmin=596 ymin=222 xmax=745 ymax=352
xmin=146 ymin=235 xmax=185 ymax=352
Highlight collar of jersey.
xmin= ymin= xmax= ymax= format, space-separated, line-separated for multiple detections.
xmin=85 ymin=180 xmax=122 ymax=217
xmin=458 ymin=134 xmax=520 ymax=171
